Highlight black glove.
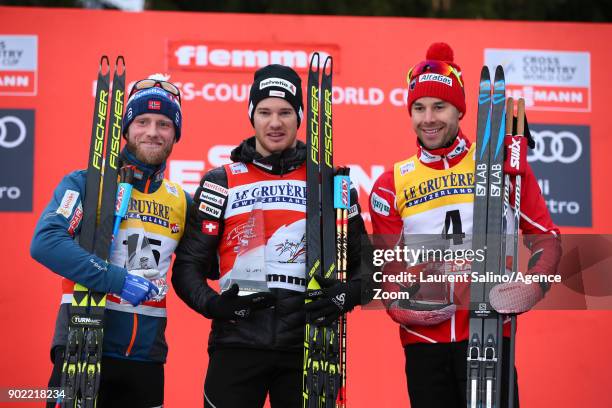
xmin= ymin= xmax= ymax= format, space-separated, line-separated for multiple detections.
xmin=208 ymin=284 xmax=276 ymax=320
xmin=304 ymin=276 xmax=360 ymax=326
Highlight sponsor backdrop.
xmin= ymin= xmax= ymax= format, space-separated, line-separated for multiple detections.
xmin=1 ymin=6 xmax=611 ymax=407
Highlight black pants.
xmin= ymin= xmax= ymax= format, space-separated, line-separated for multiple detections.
xmin=404 ymin=340 xmax=519 ymax=408
xmin=204 ymin=348 xmax=302 ymax=408
xmin=47 ymin=346 xmax=164 ymax=408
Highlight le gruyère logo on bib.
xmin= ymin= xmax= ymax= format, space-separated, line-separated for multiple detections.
xmin=403 ymin=172 xmax=474 ymax=208
xmin=231 ymin=182 xmax=307 ymax=210
xmin=127 ymin=198 xmax=173 ymax=228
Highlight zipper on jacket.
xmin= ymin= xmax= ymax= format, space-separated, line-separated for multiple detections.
xmin=125 ymin=313 xmax=138 ymax=356
xmin=279 ymin=158 xmax=285 ymax=177
xmin=442 ymin=155 xmax=450 ymax=169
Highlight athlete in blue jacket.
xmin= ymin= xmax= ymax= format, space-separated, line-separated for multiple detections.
xmin=31 ymin=77 xmax=190 ymax=408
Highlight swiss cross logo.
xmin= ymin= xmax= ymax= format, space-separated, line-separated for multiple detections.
xmin=202 ymin=220 xmax=219 ymax=235
xmin=148 ymin=100 xmax=161 ymax=110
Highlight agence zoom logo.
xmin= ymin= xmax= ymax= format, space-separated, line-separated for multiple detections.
xmin=0 ymin=115 xmax=27 ymax=148
xmin=528 ymin=128 xmax=584 ymax=164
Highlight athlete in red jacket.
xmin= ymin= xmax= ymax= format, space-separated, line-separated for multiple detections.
xmin=369 ymin=43 xmax=561 ymax=408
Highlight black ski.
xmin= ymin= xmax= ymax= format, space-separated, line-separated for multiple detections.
xmin=304 ymin=51 xmax=323 ymax=408
xmin=319 ymin=56 xmax=341 ymax=408
xmin=303 ymin=52 xmax=342 ymax=408
xmin=467 ymin=65 xmax=492 ymax=408
xmin=467 ymin=65 xmax=507 ymax=408
xmin=61 ymin=56 xmax=125 ymax=408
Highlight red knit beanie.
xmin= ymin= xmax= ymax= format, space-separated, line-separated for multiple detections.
xmin=406 ymin=42 xmax=466 ymax=118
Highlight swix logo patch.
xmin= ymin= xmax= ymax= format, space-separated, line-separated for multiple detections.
xmin=199 ymin=202 xmax=222 ymax=218
xmin=229 ymin=162 xmax=249 ymax=175
xmin=203 ymin=181 xmax=228 ymax=197
xmin=67 ymin=203 xmax=83 ymax=236
xmin=56 ymin=189 xmax=79 ymax=218
xmin=510 ymin=137 xmax=521 ymax=169
xmin=148 ymin=100 xmax=161 ymax=110
xmin=371 ymin=192 xmax=390 ymax=216
xmin=170 ymin=223 xmax=180 ymax=233
xmin=115 ymin=185 xmax=126 ymax=213
xmin=341 ymin=178 xmax=349 ymax=207
xmin=400 ymin=161 xmax=415 ymax=175
xmin=202 ymin=220 xmax=219 ymax=235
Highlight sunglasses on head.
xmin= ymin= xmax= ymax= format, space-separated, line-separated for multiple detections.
xmin=407 ymin=60 xmax=463 ymax=88
xmin=129 ymin=79 xmax=181 ymax=105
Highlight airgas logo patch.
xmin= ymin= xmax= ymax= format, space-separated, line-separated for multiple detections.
xmin=419 ymin=73 xmax=452 ymax=87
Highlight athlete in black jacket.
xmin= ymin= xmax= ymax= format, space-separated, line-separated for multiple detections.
xmin=172 ymin=64 xmax=370 ymax=407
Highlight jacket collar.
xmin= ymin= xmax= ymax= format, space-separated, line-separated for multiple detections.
xmin=416 ymin=129 xmax=471 ymax=170
xmin=119 ymin=148 xmax=166 ymax=193
xmin=230 ymin=136 xmax=306 ymax=175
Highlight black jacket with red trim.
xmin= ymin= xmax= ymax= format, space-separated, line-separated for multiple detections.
xmin=172 ymin=137 xmax=369 ymax=351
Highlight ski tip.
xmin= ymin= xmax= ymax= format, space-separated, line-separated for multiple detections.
xmin=309 ymin=52 xmax=320 ymax=72
xmin=494 ymin=65 xmax=505 ymax=79
xmin=100 ymin=55 xmax=110 ymax=73
xmin=115 ymin=56 xmax=126 ymax=74
xmin=480 ymin=65 xmax=490 ymax=78
xmin=323 ymin=55 xmax=333 ymax=76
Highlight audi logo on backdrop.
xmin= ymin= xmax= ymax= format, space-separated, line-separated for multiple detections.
xmin=0 ymin=109 xmax=34 ymax=212
xmin=528 ymin=130 xmax=582 ymax=164
xmin=0 ymin=115 xmax=27 ymax=148
xmin=528 ymin=123 xmax=591 ymax=227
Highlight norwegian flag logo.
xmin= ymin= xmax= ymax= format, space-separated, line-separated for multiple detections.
xmin=202 ymin=220 xmax=219 ymax=235
xmin=148 ymin=100 xmax=161 ymax=110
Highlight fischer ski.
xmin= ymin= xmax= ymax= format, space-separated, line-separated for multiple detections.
xmin=60 ymin=56 xmax=126 ymax=408
xmin=303 ymin=52 xmax=347 ymax=408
